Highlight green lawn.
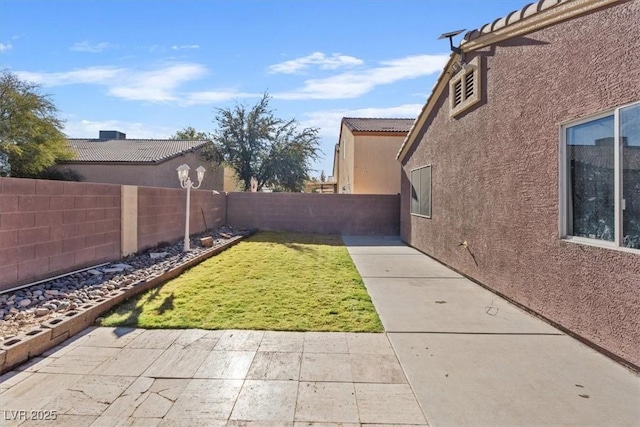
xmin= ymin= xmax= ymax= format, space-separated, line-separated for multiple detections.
xmin=99 ymin=231 xmax=383 ymax=332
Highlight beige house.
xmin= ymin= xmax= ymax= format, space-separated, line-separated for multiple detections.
xmin=56 ymin=130 xmax=228 ymax=191
xmin=333 ymin=118 xmax=413 ymax=194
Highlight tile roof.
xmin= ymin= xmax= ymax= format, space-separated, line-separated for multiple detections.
xmin=462 ymin=0 xmax=586 ymax=44
xmin=64 ymin=139 xmax=209 ymax=163
xmin=342 ymin=118 xmax=414 ymax=133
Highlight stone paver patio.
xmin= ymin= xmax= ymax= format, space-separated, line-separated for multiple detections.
xmin=0 ymin=327 xmax=428 ymax=426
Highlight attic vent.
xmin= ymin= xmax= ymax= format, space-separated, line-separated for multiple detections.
xmin=450 ymin=56 xmax=481 ymax=116
xmin=465 ymin=72 xmax=474 ymax=98
xmin=454 ymin=81 xmax=463 ymax=106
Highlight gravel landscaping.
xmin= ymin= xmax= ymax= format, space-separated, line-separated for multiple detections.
xmin=0 ymin=226 xmax=254 ymax=342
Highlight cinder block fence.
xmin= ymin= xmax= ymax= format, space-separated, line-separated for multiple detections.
xmin=0 ymin=177 xmax=399 ymax=292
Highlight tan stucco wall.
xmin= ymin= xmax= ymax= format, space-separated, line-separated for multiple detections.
xmin=335 ymin=124 xmax=405 ymax=194
xmin=354 ymin=134 xmax=403 ymax=194
xmin=57 ymin=149 xmax=224 ymax=191
xmin=337 ymin=124 xmax=355 ymax=193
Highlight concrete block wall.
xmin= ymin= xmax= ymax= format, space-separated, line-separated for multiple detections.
xmin=136 ymin=187 xmax=185 ymax=251
xmin=136 ymin=186 xmax=227 ymax=252
xmin=0 ymin=178 xmax=121 ymax=291
xmin=227 ymin=193 xmax=400 ymax=235
xmin=1 ymin=177 xmax=400 ymax=292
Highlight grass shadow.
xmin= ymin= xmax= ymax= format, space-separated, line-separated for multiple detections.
xmin=102 ymin=283 xmax=167 ymax=327
xmin=156 ymin=293 xmax=175 ymax=315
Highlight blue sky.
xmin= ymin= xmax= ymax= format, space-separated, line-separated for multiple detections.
xmin=1 ymin=0 xmax=527 ymax=176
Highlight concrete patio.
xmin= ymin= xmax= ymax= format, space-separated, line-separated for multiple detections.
xmin=0 ymin=235 xmax=638 ymax=426
xmin=343 ymin=235 xmax=640 ymax=427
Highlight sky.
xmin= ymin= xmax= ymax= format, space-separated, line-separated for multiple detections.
xmin=1 ymin=0 xmax=528 ymax=177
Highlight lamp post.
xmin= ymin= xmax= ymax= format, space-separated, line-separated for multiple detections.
xmin=177 ymin=164 xmax=206 ymax=251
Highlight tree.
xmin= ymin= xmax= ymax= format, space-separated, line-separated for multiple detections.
xmin=0 ymin=70 xmax=73 ymax=177
xmin=170 ymin=126 xmax=209 ymax=140
xmin=204 ymin=94 xmax=320 ymax=192
xmin=320 ymin=170 xmax=326 ymax=182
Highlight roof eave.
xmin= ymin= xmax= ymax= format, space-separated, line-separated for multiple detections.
xmin=397 ymin=0 xmax=624 ymax=163
xmin=462 ymin=0 xmax=622 ymax=53
xmin=397 ymin=54 xmax=457 ymax=162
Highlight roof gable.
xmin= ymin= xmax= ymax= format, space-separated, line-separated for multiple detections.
xmin=63 ymin=138 xmax=209 ymax=163
xmin=397 ymin=0 xmax=622 ymax=162
xmin=342 ymin=118 xmax=414 ymax=133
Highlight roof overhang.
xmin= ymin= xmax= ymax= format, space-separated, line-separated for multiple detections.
xmin=396 ymin=0 xmax=624 ymax=163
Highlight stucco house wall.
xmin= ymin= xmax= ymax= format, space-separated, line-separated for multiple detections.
xmin=354 ymin=133 xmax=402 ymax=195
xmin=57 ymin=150 xmax=224 ymax=191
xmin=337 ymin=123 xmax=356 ymax=193
xmin=400 ymin=0 xmax=640 ymax=367
xmin=335 ymin=120 xmax=409 ymax=194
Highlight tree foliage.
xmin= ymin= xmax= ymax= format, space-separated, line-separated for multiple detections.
xmin=0 ymin=70 xmax=73 ymax=177
xmin=170 ymin=126 xmax=210 ymax=140
xmin=204 ymin=94 xmax=320 ymax=192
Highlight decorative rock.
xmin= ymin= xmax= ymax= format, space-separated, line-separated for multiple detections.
xmin=0 ymin=226 xmax=253 ymax=340
xmin=35 ymin=308 xmax=49 ymax=317
xmin=150 ymin=252 xmax=169 ymax=259
xmin=200 ymin=237 xmax=214 ymax=247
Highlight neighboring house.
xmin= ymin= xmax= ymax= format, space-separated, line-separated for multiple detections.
xmin=333 ymin=118 xmax=413 ymax=194
xmin=304 ymin=178 xmax=338 ymax=194
xmin=397 ymin=0 xmax=640 ymax=369
xmin=56 ymin=130 xmax=224 ymax=191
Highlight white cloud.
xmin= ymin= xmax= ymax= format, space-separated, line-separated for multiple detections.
xmin=108 ymin=63 xmax=208 ymax=102
xmin=16 ymin=63 xmax=208 ymax=103
xmin=274 ymin=53 xmax=449 ymax=100
xmin=268 ymin=52 xmax=363 ymax=74
xmin=70 ymin=41 xmax=112 ymax=53
xmin=17 ymin=67 xmax=124 ymax=86
xmin=183 ymin=90 xmax=259 ymax=106
xmin=299 ymin=104 xmax=422 ymax=140
xmin=63 ymin=119 xmax=174 ymax=139
xmin=0 ymin=43 xmax=12 ymax=52
xmin=172 ymin=44 xmax=200 ymax=50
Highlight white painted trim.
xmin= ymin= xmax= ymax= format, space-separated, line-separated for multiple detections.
xmin=614 ymin=109 xmax=622 ymax=246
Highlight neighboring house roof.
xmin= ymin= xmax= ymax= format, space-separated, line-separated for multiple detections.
xmin=342 ymin=118 xmax=414 ymax=133
xmin=397 ymin=0 xmax=621 ymax=162
xmin=63 ymin=139 xmax=209 ymax=163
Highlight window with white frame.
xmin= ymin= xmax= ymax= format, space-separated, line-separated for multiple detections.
xmin=410 ymin=165 xmax=431 ymax=217
xmin=562 ymin=101 xmax=640 ymax=249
